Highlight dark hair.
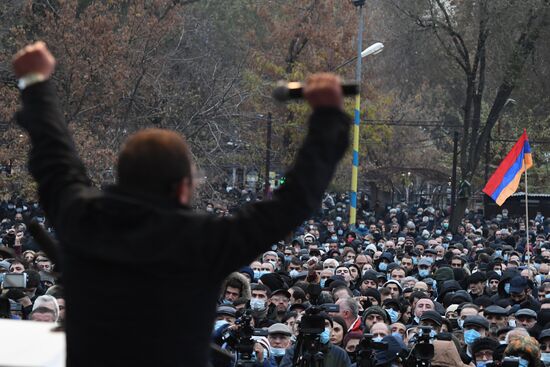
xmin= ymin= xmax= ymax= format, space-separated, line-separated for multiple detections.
xmin=225 ymin=279 xmax=243 ymax=294
xmin=251 ymin=283 xmax=271 ymax=298
xmin=117 ymin=129 xmax=192 ymax=196
xmin=290 ymin=287 xmax=305 ymax=303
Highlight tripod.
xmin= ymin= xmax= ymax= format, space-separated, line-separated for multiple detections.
xmin=292 ymin=333 xmax=325 ymax=367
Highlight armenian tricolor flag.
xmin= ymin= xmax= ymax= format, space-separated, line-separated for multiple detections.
xmin=483 ymin=130 xmax=533 ymax=206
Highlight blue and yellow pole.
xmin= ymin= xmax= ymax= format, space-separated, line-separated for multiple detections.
xmin=350 ymin=4 xmax=365 ymax=226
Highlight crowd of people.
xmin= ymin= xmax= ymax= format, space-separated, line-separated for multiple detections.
xmin=1 ymin=192 xmax=550 ymax=367
xmin=206 ymin=194 xmax=550 ymax=366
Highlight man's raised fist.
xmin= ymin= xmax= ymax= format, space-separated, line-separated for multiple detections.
xmin=12 ymin=41 xmax=56 ymax=79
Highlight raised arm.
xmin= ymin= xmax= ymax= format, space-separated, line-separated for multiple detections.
xmin=207 ymin=74 xmax=351 ymax=276
xmin=13 ymin=42 xmax=92 ymax=228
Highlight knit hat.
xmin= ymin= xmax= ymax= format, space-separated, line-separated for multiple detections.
xmin=363 ymin=306 xmax=388 ymax=324
xmin=374 ymin=335 xmax=407 ymax=366
xmin=434 ymin=267 xmax=455 ymax=282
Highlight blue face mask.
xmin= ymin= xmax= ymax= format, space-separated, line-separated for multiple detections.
xmin=221 ymin=299 xmax=233 ymax=305
xmin=504 ymin=254 xmax=509 ymax=261
xmin=250 ymin=298 xmax=266 ymax=311
xmin=289 ymin=270 xmax=300 ymax=278
xmin=464 ymin=329 xmax=481 ymax=345
xmin=541 ymin=353 xmax=550 ymax=363
xmin=253 ymin=270 xmax=261 ymax=280
xmin=412 ymin=257 xmax=418 ymax=265
xmin=545 ymin=293 xmax=550 ymax=299
xmin=373 ymin=336 xmax=383 ymax=342
xmin=271 ymin=347 xmax=286 ymax=357
xmin=320 ymin=279 xmax=327 ymax=288
xmin=386 ymin=308 xmax=399 ymax=323
xmin=519 ymin=358 xmax=529 ymax=367
xmin=213 ymin=320 xmax=228 ymax=331
xmin=495 ymin=250 xmax=503 ymax=257
xmin=379 ymin=262 xmax=388 ymax=272
xmin=504 ymin=283 xmax=511 ymax=294
xmin=320 ymin=328 xmax=331 ymax=344
xmin=477 ymin=361 xmax=493 ymax=367
xmin=284 ymin=255 xmax=292 ymax=262
xmin=419 ymin=269 xmax=430 ymax=278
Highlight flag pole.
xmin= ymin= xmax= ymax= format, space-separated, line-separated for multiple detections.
xmin=525 ymin=167 xmax=530 ymax=264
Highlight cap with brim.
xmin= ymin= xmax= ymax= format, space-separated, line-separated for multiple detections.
xmin=484 ymin=305 xmax=508 ymax=316
xmin=420 ymin=310 xmax=443 ymax=326
xmin=268 ymin=323 xmax=292 ymax=336
xmin=216 ymin=305 xmax=236 ymax=317
xmin=515 ymin=308 xmax=537 ymax=319
xmin=289 ymin=303 xmax=307 ymax=312
xmin=383 ymin=298 xmax=400 ymax=308
xmin=463 ymin=315 xmax=489 ymax=330
xmin=424 ymin=249 xmax=437 ymax=255
xmin=418 ymin=258 xmax=432 ymax=267
xmin=539 ymin=329 xmax=550 ymax=340
xmin=509 ymin=276 xmax=529 ymax=294
xmin=271 ymin=289 xmax=291 ymax=299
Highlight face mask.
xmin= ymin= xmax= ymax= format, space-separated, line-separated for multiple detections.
xmin=284 ymin=256 xmax=292 ymax=263
xmin=504 ymin=284 xmax=511 ymax=294
xmin=268 ymin=259 xmax=277 ymax=267
xmin=446 ymin=235 xmax=453 ymax=241
xmin=495 ymin=250 xmax=502 ymax=257
xmin=373 ymin=336 xmax=383 ymax=342
xmin=337 ymin=229 xmax=344 ymax=236
xmin=443 ymin=223 xmax=449 ymax=229
xmin=541 ymin=353 xmax=550 ymax=363
xmin=320 ymin=279 xmax=326 ymax=288
xmin=499 ymin=340 xmax=507 ymax=345
xmin=271 ymin=244 xmax=278 ymax=251
xmin=519 ymin=358 xmax=529 ymax=367
xmin=419 ymin=269 xmax=430 ymax=278
xmin=457 ymin=319 xmax=464 ymax=329
xmin=289 ymin=270 xmax=300 ymax=278
xmin=535 ymin=274 xmax=543 ymax=285
xmin=250 ymin=298 xmax=266 ymax=311
xmin=508 ymin=319 xmax=516 ymax=328
xmin=477 ymin=361 xmax=493 ymax=367
xmin=378 ymin=262 xmax=388 ymax=272
xmin=464 ymin=329 xmax=481 ymax=345
xmin=331 ymin=235 xmax=338 ymax=241
xmin=412 ymin=257 xmax=418 ymax=265
xmin=435 ymin=229 xmax=442 ymax=235
xmin=206 ymin=207 xmax=214 ymax=212
xmin=214 ymin=319 xmax=228 ymax=331
xmin=271 ymin=347 xmax=286 ymax=357
xmin=423 ymin=217 xmax=429 ymax=223
xmin=320 ymin=328 xmax=331 ymax=344
xmin=546 ymin=293 xmax=550 ymax=299
xmin=359 ymin=224 xmax=365 ymax=229
xmin=221 ymin=299 xmax=233 ymax=305
xmin=503 ymin=254 xmax=509 ymax=261
xmin=328 ymin=226 xmax=334 ymax=232
xmin=391 ymin=332 xmax=403 ymax=341
xmin=414 ymin=316 xmax=420 ymax=324
xmin=386 ymin=308 xmax=399 ymax=323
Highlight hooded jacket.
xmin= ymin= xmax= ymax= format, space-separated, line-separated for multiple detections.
xmin=432 ymin=340 xmax=475 ymax=367
xmin=220 ymin=272 xmax=251 ymax=302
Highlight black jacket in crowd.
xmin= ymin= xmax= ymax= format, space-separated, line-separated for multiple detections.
xmin=17 ymin=81 xmax=351 ymax=367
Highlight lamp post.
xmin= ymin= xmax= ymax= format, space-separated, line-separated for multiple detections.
xmin=349 ymin=0 xmax=384 ymax=226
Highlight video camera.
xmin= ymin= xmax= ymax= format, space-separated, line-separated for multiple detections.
xmin=293 ymin=304 xmax=339 ymax=367
xmin=222 ymin=310 xmax=268 ymax=367
xmin=354 ymin=333 xmax=389 ymax=367
xmin=403 ymin=326 xmax=435 ymax=367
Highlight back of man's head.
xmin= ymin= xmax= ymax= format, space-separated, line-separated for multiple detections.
xmin=117 ymin=129 xmax=192 ymax=197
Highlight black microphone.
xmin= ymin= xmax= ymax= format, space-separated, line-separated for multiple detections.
xmin=272 ymin=80 xmax=359 ymax=102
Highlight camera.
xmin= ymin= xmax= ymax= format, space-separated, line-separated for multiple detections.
xmin=292 ymin=304 xmax=339 ymax=367
xmin=402 ymin=326 xmax=435 ymax=367
xmin=222 ymin=310 xmax=268 ymax=366
xmin=354 ymin=333 xmax=389 ymax=367
xmin=3 ymin=273 xmax=27 ymax=289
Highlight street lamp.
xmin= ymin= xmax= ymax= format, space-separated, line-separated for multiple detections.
xmin=333 ymin=42 xmax=385 ymax=71
xmin=349 ymin=1 xmax=384 ymax=226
